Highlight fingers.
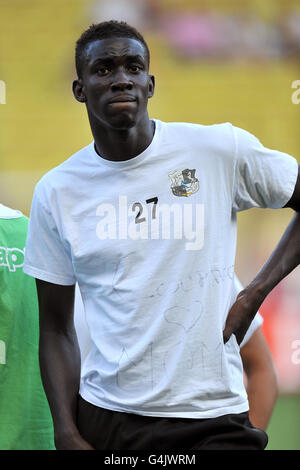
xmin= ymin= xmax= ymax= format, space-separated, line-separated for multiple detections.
xmin=222 ymin=291 xmax=256 ymax=345
xmin=222 ymin=306 xmax=241 ymax=344
xmin=223 ymin=328 xmax=232 ymax=344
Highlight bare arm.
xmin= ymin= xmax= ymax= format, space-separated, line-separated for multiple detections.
xmin=240 ymin=328 xmax=278 ymax=430
xmin=224 ymin=165 xmax=300 ymax=344
xmin=36 ymin=279 xmax=94 ymax=450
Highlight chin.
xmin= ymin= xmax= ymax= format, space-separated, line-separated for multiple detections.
xmin=109 ymin=114 xmax=136 ymax=130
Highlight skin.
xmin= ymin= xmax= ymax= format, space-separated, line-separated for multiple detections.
xmin=240 ymin=328 xmax=279 ymax=431
xmin=36 ymin=36 xmax=300 ymax=450
xmin=36 ymin=280 xmax=87 ymax=449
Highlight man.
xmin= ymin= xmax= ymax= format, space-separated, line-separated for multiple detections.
xmin=23 ymin=21 xmax=300 ymax=450
xmin=0 ymin=203 xmax=55 ymax=450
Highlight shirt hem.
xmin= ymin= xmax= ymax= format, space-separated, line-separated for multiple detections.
xmin=79 ymin=390 xmax=249 ymax=419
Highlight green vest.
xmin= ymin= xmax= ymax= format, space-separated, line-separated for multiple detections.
xmin=0 ymin=210 xmax=55 ymax=449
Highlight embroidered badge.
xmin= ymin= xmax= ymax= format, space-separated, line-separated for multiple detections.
xmin=168 ymin=169 xmax=199 ymax=197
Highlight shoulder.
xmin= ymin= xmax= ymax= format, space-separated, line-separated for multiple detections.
xmin=161 ymin=119 xmax=233 ymax=135
xmin=159 ymin=120 xmax=235 ymax=151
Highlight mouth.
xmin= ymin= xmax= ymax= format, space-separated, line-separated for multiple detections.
xmin=108 ymin=95 xmax=137 ymax=104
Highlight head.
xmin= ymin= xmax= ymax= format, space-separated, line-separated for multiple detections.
xmin=73 ymin=21 xmax=155 ymax=130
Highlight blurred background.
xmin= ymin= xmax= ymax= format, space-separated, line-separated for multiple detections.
xmin=0 ymin=0 xmax=299 ymax=450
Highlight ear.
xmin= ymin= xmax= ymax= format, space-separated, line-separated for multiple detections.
xmin=72 ymin=79 xmax=87 ymax=103
xmin=148 ymin=74 xmax=155 ymax=99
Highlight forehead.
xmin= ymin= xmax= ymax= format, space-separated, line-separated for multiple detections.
xmin=84 ymin=37 xmax=147 ymax=65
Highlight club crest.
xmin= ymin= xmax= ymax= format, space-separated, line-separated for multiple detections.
xmin=168 ymin=169 xmax=199 ymax=197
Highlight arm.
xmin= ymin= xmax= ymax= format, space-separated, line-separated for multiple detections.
xmin=224 ymin=165 xmax=300 ymax=344
xmin=36 ymin=279 xmax=94 ymax=450
xmin=240 ymin=328 xmax=278 ymax=430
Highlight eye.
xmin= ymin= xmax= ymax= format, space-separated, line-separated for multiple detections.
xmin=128 ymin=64 xmax=142 ymax=73
xmin=96 ymin=66 xmax=110 ymax=76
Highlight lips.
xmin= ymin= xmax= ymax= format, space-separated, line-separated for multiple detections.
xmin=108 ymin=95 xmax=136 ymax=104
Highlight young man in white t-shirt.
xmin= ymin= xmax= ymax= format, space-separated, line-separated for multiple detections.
xmin=23 ymin=21 xmax=300 ymax=450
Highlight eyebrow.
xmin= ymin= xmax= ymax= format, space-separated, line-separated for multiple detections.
xmin=90 ymin=54 xmax=146 ymax=67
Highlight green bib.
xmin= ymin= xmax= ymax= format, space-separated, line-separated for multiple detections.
xmin=0 ymin=214 xmax=55 ymax=449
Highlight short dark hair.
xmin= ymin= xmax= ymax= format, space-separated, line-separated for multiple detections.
xmin=75 ymin=20 xmax=150 ymax=78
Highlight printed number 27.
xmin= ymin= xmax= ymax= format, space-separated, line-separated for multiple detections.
xmin=132 ymin=197 xmax=158 ymax=224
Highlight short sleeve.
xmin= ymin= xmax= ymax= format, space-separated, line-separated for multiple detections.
xmin=23 ymin=187 xmax=76 ymax=286
xmin=232 ymin=126 xmax=298 ymax=212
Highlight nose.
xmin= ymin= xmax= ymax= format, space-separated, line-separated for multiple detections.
xmin=111 ymin=69 xmax=133 ymax=92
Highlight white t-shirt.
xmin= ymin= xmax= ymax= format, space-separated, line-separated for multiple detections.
xmin=23 ymin=120 xmax=298 ymax=418
xmin=74 ymin=277 xmax=263 ymax=360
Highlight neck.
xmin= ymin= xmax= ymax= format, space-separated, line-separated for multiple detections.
xmin=90 ymin=113 xmax=155 ymax=162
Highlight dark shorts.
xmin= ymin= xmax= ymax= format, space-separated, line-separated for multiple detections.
xmin=77 ymin=395 xmax=268 ymax=450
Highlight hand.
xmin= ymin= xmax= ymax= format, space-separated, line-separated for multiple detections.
xmin=54 ymin=430 xmax=95 ymax=450
xmin=223 ymin=286 xmax=265 ymax=345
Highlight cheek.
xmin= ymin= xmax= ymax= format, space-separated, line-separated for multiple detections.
xmin=139 ymin=81 xmax=153 ymax=99
xmin=86 ymin=87 xmax=107 ymax=110
xmin=86 ymin=76 xmax=108 ymax=94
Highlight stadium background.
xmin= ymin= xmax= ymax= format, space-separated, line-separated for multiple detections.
xmin=0 ymin=0 xmax=299 ymax=450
